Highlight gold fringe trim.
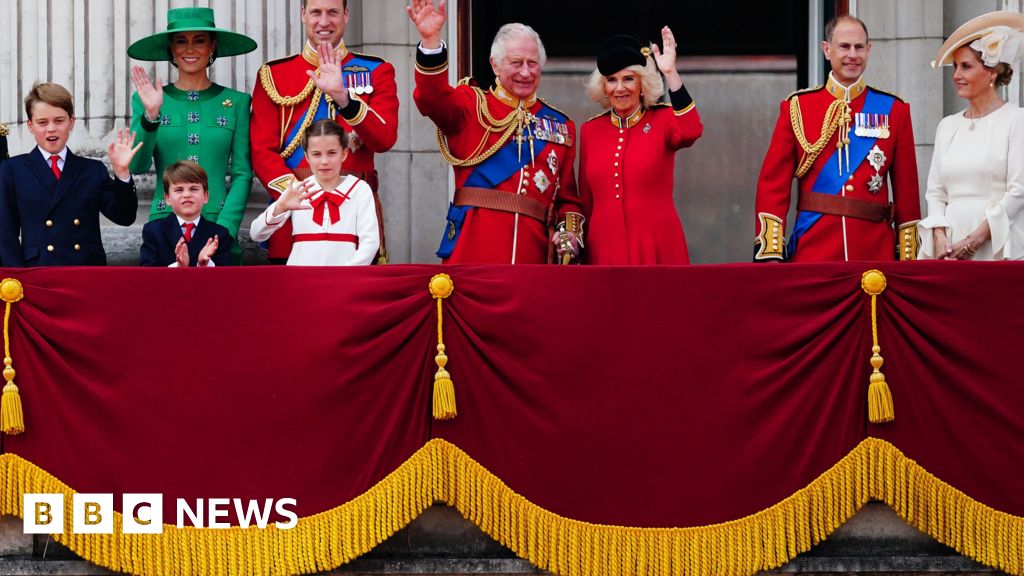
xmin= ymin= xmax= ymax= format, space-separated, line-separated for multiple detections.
xmin=2 ymin=438 xmax=1023 ymax=576
xmin=0 ymin=446 xmax=439 ymax=576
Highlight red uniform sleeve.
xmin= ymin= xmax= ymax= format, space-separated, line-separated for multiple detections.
xmin=340 ymin=61 xmax=399 ymax=153
xmin=412 ymin=46 xmax=473 ymax=136
xmin=250 ymin=68 xmax=293 ymax=199
xmin=666 ymin=87 xmax=704 ymax=150
xmin=755 ymin=100 xmax=799 ymax=233
xmin=556 ymin=119 xmax=583 ymax=220
xmin=887 ymin=100 xmax=921 ymax=226
xmin=578 ymin=122 xmax=594 ymax=223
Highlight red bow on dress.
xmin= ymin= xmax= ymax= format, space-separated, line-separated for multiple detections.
xmin=309 ymin=190 xmax=350 ymax=226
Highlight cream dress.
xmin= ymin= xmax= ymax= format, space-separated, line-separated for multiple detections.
xmin=918 ymin=102 xmax=1024 ymax=260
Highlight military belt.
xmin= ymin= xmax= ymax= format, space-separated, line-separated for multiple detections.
xmin=798 ymin=191 xmax=892 ymax=223
xmin=454 ymin=187 xmax=549 ymax=223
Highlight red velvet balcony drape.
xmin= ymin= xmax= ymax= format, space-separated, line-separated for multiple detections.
xmin=1 ymin=262 xmax=1022 ymax=576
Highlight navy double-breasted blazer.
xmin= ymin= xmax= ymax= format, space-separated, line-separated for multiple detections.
xmin=0 ymin=148 xmax=137 ymax=266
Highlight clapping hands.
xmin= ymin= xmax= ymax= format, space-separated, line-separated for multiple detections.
xmin=174 ymin=235 xmax=220 ymax=268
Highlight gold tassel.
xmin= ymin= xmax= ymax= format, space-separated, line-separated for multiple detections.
xmin=429 ymin=274 xmax=456 ymax=420
xmin=861 ymin=270 xmax=894 ymax=424
xmin=1 ymin=278 xmax=24 ymax=435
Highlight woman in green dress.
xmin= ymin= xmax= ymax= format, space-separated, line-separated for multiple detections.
xmin=128 ymin=7 xmax=257 ymax=264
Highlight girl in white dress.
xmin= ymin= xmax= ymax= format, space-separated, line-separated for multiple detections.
xmin=920 ymin=12 xmax=1024 ymax=260
xmin=250 ymin=119 xmax=380 ymax=266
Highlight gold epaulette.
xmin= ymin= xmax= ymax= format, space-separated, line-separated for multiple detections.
xmin=457 ymin=77 xmax=477 ymax=87
xmin=349 ymin=51 xmax=385 ymax=64
xmin=0 ymin=123 xmax=7 ymax=137
xmin=258 ymin=63 xmax=316 ymax=108
xmin=538 ymin=98 xmax=571 ymax=120
xmin=587 ymin=111 xmax=611 ymax=122
xmin=786 ymin=85 xmax=824 ymax=101
xmin=868 ymin=86 xmax=906 ymax=103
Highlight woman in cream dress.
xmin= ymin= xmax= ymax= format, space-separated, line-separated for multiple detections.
xmin=920 ymin=12 xmax=1024 ymax=260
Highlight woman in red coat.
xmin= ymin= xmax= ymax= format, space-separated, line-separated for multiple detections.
xmin=579 ymin=28 xmax=703 ymax=264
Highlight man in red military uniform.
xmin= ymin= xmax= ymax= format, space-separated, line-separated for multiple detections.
xmin=754 ymin=15 xmax=920 ymax=262
xmin=250 ymin=0 xmax=398 ymax=263
xmin=407 ymin=0 xmax=583 ymax=264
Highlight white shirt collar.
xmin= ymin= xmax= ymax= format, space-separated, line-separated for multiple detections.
xmin=175 ymin=215 xmax=201 ymax=227
xmin=37 ymin=146 xmax=68 ymax=164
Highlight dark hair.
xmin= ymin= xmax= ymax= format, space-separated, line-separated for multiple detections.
xmin=163 ymin=161 xmax=209 ymax=195
xmin=824 ymin=15 xmax=870 ymax=43
xmin=301 ymin=118 xmax=348 ymax=151
xmin=24 ymin=82 xmax=74 ymax=119
xmin=967 ymin=48 xmax=1015 ymax=87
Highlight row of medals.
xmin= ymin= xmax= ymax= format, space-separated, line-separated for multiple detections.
xmin=853 ymin=112 xmax=889 ymax=139
xmin=531 ymin=114 xmax=571 ymax=146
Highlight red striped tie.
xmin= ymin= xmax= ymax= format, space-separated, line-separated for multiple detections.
xmin=183 ymin=222 xmax=195 ymax=243
xmin=50 ymin=155 xmax=61 ymax=180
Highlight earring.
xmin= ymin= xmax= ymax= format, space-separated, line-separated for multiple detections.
xmin=208 ymin=54 xmax=215 ymax=65
xmin=171 ymin=56 xmax=177 ymax=66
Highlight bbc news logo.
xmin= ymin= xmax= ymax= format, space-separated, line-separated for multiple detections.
xmin=24 ymin=494 xmax=298 ymax=534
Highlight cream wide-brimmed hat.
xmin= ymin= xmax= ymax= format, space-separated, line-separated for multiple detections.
xmin=932 ymin=11 xmax=1024 ymax=68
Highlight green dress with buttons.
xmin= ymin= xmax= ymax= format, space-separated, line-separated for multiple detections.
xmin=130 ymin=84 xmax=252 ymax=263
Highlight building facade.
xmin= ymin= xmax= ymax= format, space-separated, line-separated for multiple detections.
xmin=0 ymin=0 xmax=1021 ymax=263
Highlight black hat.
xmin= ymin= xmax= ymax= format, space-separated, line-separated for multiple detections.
xmin=596 ymin=33 xmax=648 ymax=76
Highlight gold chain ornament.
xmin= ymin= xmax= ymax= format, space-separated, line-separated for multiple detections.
xmin=436 ymin=87 xmax=532 ymax=168
xmin=790 ymin=97 xmax=850 ymax=178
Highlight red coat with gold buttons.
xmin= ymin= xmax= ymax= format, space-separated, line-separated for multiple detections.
xmin=754 ymin=75 xmax=920 ymax=262
xmin=579 ymin=89 xmax=702 ymax=265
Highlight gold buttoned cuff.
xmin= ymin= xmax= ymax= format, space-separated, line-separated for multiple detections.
xmin=898 ymin=220 xmax=919 ymax=261
xmin=755 ymin=212 xmax=786 ymax=261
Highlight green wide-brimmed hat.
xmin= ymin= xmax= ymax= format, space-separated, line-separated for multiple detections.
xmin=128 ymin=7 xmax=257 ymax=62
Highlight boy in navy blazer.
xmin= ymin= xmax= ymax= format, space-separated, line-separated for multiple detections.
xmin=0 ymin=83 xmax=141 ymax=266
xmin=141 ymin=161 xmax=233 ymax=267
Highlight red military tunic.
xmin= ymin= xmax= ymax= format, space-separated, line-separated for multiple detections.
xmin=579 ymin=87 xmax=703 ymax=265
xmin=413 ymin=46 xmax=582 ymax=264
xmin=251 ymin=41 xmax=398 ymax=260
xmin=754 ymin=73 xmax=921 ymax=262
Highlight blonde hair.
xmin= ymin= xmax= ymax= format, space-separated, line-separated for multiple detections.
xmin=584 ymin=60 xmax=665 ymax=110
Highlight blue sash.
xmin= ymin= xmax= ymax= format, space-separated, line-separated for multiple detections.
xmin=282 ymin=55 xmax=382 ymax=169
xmin=437 ymin=103 xmax=569 ymax=258
xmin=788 ymin=90 xmax=895 ymax=257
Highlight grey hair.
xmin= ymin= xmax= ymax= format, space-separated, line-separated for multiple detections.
xmin=490 ymin=23 xmax=547 ymax=68
xmin=584 ymin=60 xmax=665 ymax=109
